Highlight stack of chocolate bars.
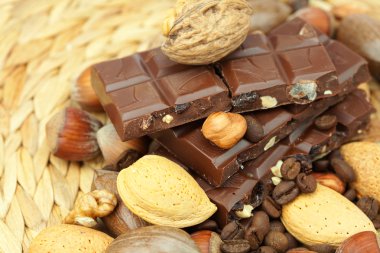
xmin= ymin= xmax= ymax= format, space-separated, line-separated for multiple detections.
xmin=91 ymin=19 xmax=373 ymax=227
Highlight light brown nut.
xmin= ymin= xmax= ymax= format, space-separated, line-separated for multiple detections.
xmin=248 ymin=0 xmax=291 ymax=33
xmin=97 ymin=124 xmax=148 ymax=169
xmin=46 ymin=107 xmax=102 ymax=161
xmin=337 ymin=14 xmax=380 ymax=81
xmin=290 ymin=7 xmax=334 ymax=36
xmin=64 ymin=189 xmax=117 ymax=227
xmin=340 ymin=142 xmax=380 ymax=203
xmin=161 ymin=0 xmax=253 ymax=65
xmin=106 ymin=226 xmax=199 ymax=253
xmin=92 ymin=170 xmax=149 ymax=237
xmin=72 ymin=66 xmax=103 ymax=112
xmin=336 ymin=231 xmax=380 ymax=253
xmin=201 ymin=112 xmax=247 ymax=149
xmin=312 ymin=173 xmax=345 ymax=194
xmin=117 ymin=155 xmax=217 ymax=228
xmin=191 ymin=230 xmax=223 ymax=253
xmin=29 ymin=224 xmax=113 ymax=253
xmin=281 ymin=184 xmax=375 ymax=247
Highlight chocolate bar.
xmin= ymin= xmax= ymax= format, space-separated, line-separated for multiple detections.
xmin=152 ymin=95 xmax=342 ymax=187
xmin=92 ymin=19 xmax=369 ymax=141
xmin=195 ymin=90 xmax=373 ymax=226
xmin=218 ymin=25 xmax=338 ymax=112
xmin=152 ymin=28 xmax=370 ymax=187
xmin=92 ymin=52 xmax=231 ymax=141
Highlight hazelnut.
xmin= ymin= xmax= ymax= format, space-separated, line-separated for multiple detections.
xmin=201 ymin=112 xmax=247 ymax=149
xmin=336 ymin=231 xmax=380 ymax=253
xmin=72 ymin=66 xmax=103 ymax=112
xmin=312 ymin=173 xmax=345 ymax=194
xmin=190 ymin=230 xmax=222 ymax=253
xmin=290 ymin=7 xmax=334 ymax=36
xmin=96 ymin=124 xmax=148 ymax=170
xmin=46 ymin=107 xmax=102 ymax=161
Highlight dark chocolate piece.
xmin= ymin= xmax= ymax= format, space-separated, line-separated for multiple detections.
xmin=92 ymin=48 xmax=231 ymax=141
xmin=196 ymin=90 xmax=373 ymax=226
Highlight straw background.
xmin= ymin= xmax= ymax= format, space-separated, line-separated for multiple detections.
xmin=0 ymin=1 xmax=174 ymax=252
xmin=0 ymin=0 xmax=380 ymax=253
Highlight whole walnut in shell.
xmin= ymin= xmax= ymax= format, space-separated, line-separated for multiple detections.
xmin=162 ymin=0 xmax=253 ymax=65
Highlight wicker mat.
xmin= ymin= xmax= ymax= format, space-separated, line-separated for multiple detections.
xmin=0 ymin=1 xmax=173 ymax=252
xmin=1 ymin=0 xmax=380 ymax=253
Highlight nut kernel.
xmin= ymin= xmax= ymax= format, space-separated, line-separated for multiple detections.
xmin=162 ymin=114 xmax=174 ymax=124
xmin=264 ymin=136 xmax=277 ymax=151
xmin=235 ymin=204 xmax=254 ymax=218
xmin=202 ymin=112 xmax=247 ymax=149
xmin=271 ymin=160 xmax=283 ymax=178
xmin=260 ymin=96 xmax=278 ymax=109
xmin=272 ymin=176 xmax=282 ymax=186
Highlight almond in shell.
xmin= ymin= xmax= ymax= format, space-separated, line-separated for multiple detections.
xmin=117 ymin=155 xmax=217 ymax=228
xmin=29 ymin=224 xmax=113 ymax=253
xmin=281 ymin=184 xmax=375 ymax=247
xmin=340 ymin=142 xmax=380 ymax=202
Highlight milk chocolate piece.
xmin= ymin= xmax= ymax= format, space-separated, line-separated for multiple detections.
xmin=92 ymin=48 xmax=231 ymax=141
xmin=197 ymin=90 xmax=373 ymax=226
xmin=152 ymin=95 xmax=340 ymax=186
xmin=152 ymin=20 xmax=370 ymax=186
xmin=219 ymin=26 xmax=338 ymax=111
xmin=92 ymin=19 xmax=370 ymax=141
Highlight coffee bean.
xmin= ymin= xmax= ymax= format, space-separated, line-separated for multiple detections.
xmin=312 ymin=159 xmax=329 ymax=172
xmin=244 ymin=211 xmax=270 ymax=249
xmin=296 ymin=173 xmax=317 ymax=193
xmin=244 ymin=115 xmax=264 ymax=143
xmin=281 ymin=158 xmax=301 ymax=180
xmin=262 ymin=196 xmax=282 ymax=218
xmin=314 ymin=114 xmax=337 ymax=130
xmin=221 ymin=221 xmax=244 ymax=240
xmin=272 ymin=181 xmax=300 ymax=205
xmin=356 ymin=197 xmax=379 ymax=220
xmin=308 ymin=244 xmax=335 ymax=253
xmin=257 ymin=246 xmax=277 ymax=253
xmin=264 ymin=231 xmax=289 ymax=253
xmin=189 ymin=219 xmax=218 ymax=232
xmin=287 ymin=247 xmax=316 ymax=253
xmin=221 ymin=240 xmax=251 ymax=253
xmin=330 ymin=157 xmax=356 ymax=183
xmin=343 ymin=188 xmax=357 ymax=202
xmin=372 ymin=215 xmax=380 ymax=229
xmin=270 ymin=220 xmax=285 ymax=233
xmin=285 ymin=232 xmax=298 ymax=249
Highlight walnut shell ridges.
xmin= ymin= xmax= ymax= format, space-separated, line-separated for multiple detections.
xmin=162 ymin=0 xmax=253 ymax=65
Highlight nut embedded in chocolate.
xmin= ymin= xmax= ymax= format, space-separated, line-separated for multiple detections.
xmin=287 ymin=80 xmax=317 ymax=103
xmin=272 ymin=181 xmax=300 ymax=205
xmin=314 ymin=114 xmax=337 ymax=131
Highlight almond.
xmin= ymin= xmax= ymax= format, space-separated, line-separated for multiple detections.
xmin=117 ymin=155 xmax=217 ymax=228
xmin=281 ymin=184 xmax=375 ymax=247
xmin=29 ymin=224 xmax=113 ymax=253
xmin=340 ymin=142 xmax=380 ymax=202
